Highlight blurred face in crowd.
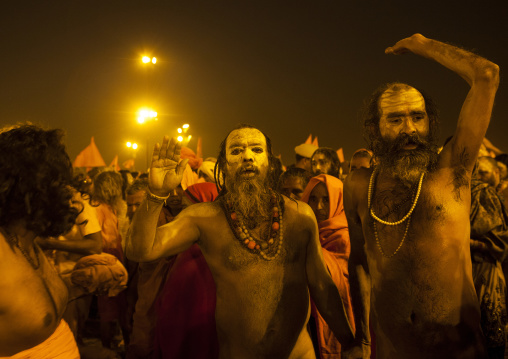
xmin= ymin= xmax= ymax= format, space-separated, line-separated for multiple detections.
xmin=280 ymin=176 xmax=305 ymax=201
xmin=308 ymin=182 xmax=330 ymax=223
xmin=311 ymin=153 xmax=332 ymax=176
xmin=477 ymin=158 xmax=500 ymax=188
xmin=126 ymin=190 xmax=145 ymax=221
xmin=350 ymin=156 xmax=371 ymax=172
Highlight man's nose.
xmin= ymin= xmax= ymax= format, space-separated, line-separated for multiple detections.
xmin=317 ymin=199 xmax=325 ymax=210
xmin=400 ymin=118 xmax=417 ymax=135
xmin=243 ymin=149 xmax=254 ymax=161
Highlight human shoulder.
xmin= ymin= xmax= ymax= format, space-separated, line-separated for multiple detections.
xmin=176 ymin=201 xmax=223 ymax=218
xmin=283 ymin=197 xmax=316 ymax=228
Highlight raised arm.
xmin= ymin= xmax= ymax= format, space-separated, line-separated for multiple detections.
xmin=125 ymin=137 xmax=196 ymax=262
xmin=342 ymin=173 xmax=371 ymax=359
xmin=304 ymin=203 xmax=354 ymax=346
xmin=386 ymin=33 xmax=500 ymax=171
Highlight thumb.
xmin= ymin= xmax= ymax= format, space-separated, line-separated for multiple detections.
xmin=176 ymin=158 xmax=190 ymax=176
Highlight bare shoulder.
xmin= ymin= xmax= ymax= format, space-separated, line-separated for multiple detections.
xmin=173 ymin=201 xmax=223 ymax=219
xmin=344 ymin=167 xmax=372 ymax=206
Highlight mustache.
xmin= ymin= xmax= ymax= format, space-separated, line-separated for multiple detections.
xmin=384 ymin=133 xmax=430 ymax=153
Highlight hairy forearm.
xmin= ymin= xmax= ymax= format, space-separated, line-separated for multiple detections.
xmin=125 ymin=198 xmax=164 ymax=261
xmin=408 ymin=34 xmax=499 ymax=87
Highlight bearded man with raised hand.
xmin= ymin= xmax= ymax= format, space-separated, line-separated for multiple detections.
xmin=343 ymin=34 xmax=499 ymax=359
xmin=127 ymin=124 xmax=353 ymax=359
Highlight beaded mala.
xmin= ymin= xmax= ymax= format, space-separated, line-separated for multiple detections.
xmin=222 ymin=190 xmax=285 ymax=261
xmin=4 ymin=229 xmax=40 ymax=269
xmin=368 ymin=168 xmax=425 ymax=258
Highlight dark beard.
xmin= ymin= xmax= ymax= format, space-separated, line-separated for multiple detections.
xmin=225 ymin=169 xmax=272 ymax=228
xmin=374 ymin=133 xmax=439 ymax=187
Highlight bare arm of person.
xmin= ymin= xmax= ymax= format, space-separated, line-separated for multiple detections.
xmin=386 ymin=33 xmax=500 ymax=171
xmin=342 ymin=173 xmax=371 ymax=359
xmin=125 ymin=136 xmax=193 ymax=262
xmin=303 ymin=202 xmax=355 ymax=346
xmin=37 ymin=231 xmax=102 ymax=255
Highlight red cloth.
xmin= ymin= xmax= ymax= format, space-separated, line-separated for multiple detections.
xmin=184 ymin=182 xmax=219 ymax=203
xmin=301 ymin=174 xmax=355 ymax=359
xmin=154 ymin=182 xmax=219 ymax=359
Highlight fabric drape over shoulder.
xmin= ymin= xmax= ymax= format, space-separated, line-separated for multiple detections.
xmin=301 ymin=174 xmax=355 ymax=359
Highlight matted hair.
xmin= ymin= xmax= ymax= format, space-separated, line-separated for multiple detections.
xmin=214 ymin=124 xmax=280 ymax=194
xmin=362 ymin=83 xmax=440 ymax=151
xmin=0 ymin=124 xmax=78 ymax=237
xmin=92 ymin=170 xmax=124 ymax=208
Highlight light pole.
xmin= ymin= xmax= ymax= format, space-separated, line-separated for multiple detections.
xmin=126 ymin=141 xmax=138 ymax=171
xmin=137 ymin=108 xmax=158 ymax=170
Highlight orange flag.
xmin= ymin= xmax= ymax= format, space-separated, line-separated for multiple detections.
xmin=196 ymin=137 xmax=203 ymax=159
xmin=312 ymin=136 xmax=319 ymax=147
xmin=305 ymin=134 xmax=313 ymax=144
xmin=110 ymin=155 xmax=121 ymax=171
xmin=336 ymin=148 xmax=344 ymax=163
xmin=73 ymin=137 xmax=106 ymax=168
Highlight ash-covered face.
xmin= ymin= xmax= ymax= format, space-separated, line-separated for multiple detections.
xmin=225 ymin=128 xmax=269 ymax=184
xmin=375 ymin=87 xmax=438 ymax=185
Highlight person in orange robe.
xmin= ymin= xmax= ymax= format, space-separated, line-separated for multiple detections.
xmin=301 ymin=174 xmax=355 ymax=359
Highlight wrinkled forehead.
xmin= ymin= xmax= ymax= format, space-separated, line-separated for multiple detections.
xmin=226 ymin=128 xmax=267 ymax=148
xmin=379 ymin=87 xmax=426 ymax=116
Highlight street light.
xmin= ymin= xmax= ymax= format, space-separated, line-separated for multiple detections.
xmin=141 ymin=56 xmax=157 ymax=64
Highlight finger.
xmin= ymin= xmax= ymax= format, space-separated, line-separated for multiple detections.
xmin=384 ymin=46 xmax=395 ymax=54
xmin=176 ymin=158 xmax=190 ymax=176
xmin=158 ymin=136 xmax=170 ymax=160
xmin=167 ymin=137 xmax=180 ymax=161
xmin=151 ymin=142 xmax=161 ymax=165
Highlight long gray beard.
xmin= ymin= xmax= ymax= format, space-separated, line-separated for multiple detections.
xmin=374 ymin=133 xmax=439 ymax=187
xmin=225 ymin=172 xmax=272 ymax=228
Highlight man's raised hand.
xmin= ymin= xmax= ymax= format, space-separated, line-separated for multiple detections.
xmin=149 ymin=136 xmax=189 ymax=197
xmin=385 ymin=33 xmax=428 ymax=56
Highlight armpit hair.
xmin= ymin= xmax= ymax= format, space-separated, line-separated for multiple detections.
xmin=450 ymin=148 xmax=471 ymax=201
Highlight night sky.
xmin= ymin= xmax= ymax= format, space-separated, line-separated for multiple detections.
xmin=1 ymin=1 xmax=507 ymax=171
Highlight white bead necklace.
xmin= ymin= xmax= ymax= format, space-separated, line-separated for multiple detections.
xmin=368 ymin=168 xmax=425 ymax=257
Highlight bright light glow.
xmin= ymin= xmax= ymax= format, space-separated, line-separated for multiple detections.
xmin=187 ymin=135 xmax=192 ymax=141
xmin=126 ymin=142 xmax=132 ymax=147
xmin=182 ymin=124 xmax=189 ymax=129
xmin=137 ymin=116 xmax=145 ymax=124
xmin=132 ymin=143 xmax=138 ymax=150
xmin=177 ymin=128 xmax=182 ymax=133
xmin=142 ymin=56 xmax=151 ymax=63
xmin=177 ymin=136 xmax=183 ymax=142
xmin=152 ymin=57 xmax=157 ymax=64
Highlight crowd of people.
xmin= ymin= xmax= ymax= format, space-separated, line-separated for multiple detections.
xmin=0 ymin=33 xmax=504 ymax=359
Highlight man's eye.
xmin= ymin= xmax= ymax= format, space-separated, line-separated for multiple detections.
xmin=252 ymin=147 xmax=264 ymax=153
xmin=231 ymin=149 xmax=242 ymax=155
xmin=389 ymin=118 xmax=402 ymax=124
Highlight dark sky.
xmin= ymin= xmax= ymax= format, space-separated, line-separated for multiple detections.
xmin=0 ymin=1 xmax=507 ymax=170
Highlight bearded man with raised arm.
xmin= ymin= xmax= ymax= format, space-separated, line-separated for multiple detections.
xmin=343 ymin=34 xmax=499 ymax=359
xmin=126 ymin=124 xmax=354 ymax=359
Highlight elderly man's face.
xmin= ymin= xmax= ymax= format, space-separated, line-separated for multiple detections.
xmin=225 ymin=128 xmax=269 ymax=181
xmin=378 ymin=87 xmax=429 ymax=146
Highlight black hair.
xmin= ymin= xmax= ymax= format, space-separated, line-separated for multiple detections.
xmin=0 ymin=124 xmax=78 ymax=237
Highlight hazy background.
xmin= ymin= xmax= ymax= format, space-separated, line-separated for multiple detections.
xmin=0 ymin=1 xmax=506 ymax=170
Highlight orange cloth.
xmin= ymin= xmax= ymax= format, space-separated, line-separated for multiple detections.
xmin=95 ymin=203 xmax=123 ymax=262
xmin=71 ymin=253 xmax=128 ymax=296
xmin=301 ymin=174 xmax=355 ymax=359
xmin=0 ymin=320 xmax=79 ymax=359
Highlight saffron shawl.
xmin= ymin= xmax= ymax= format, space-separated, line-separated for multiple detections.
xmin=301 ymin=174 xmax=355 ymax=358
